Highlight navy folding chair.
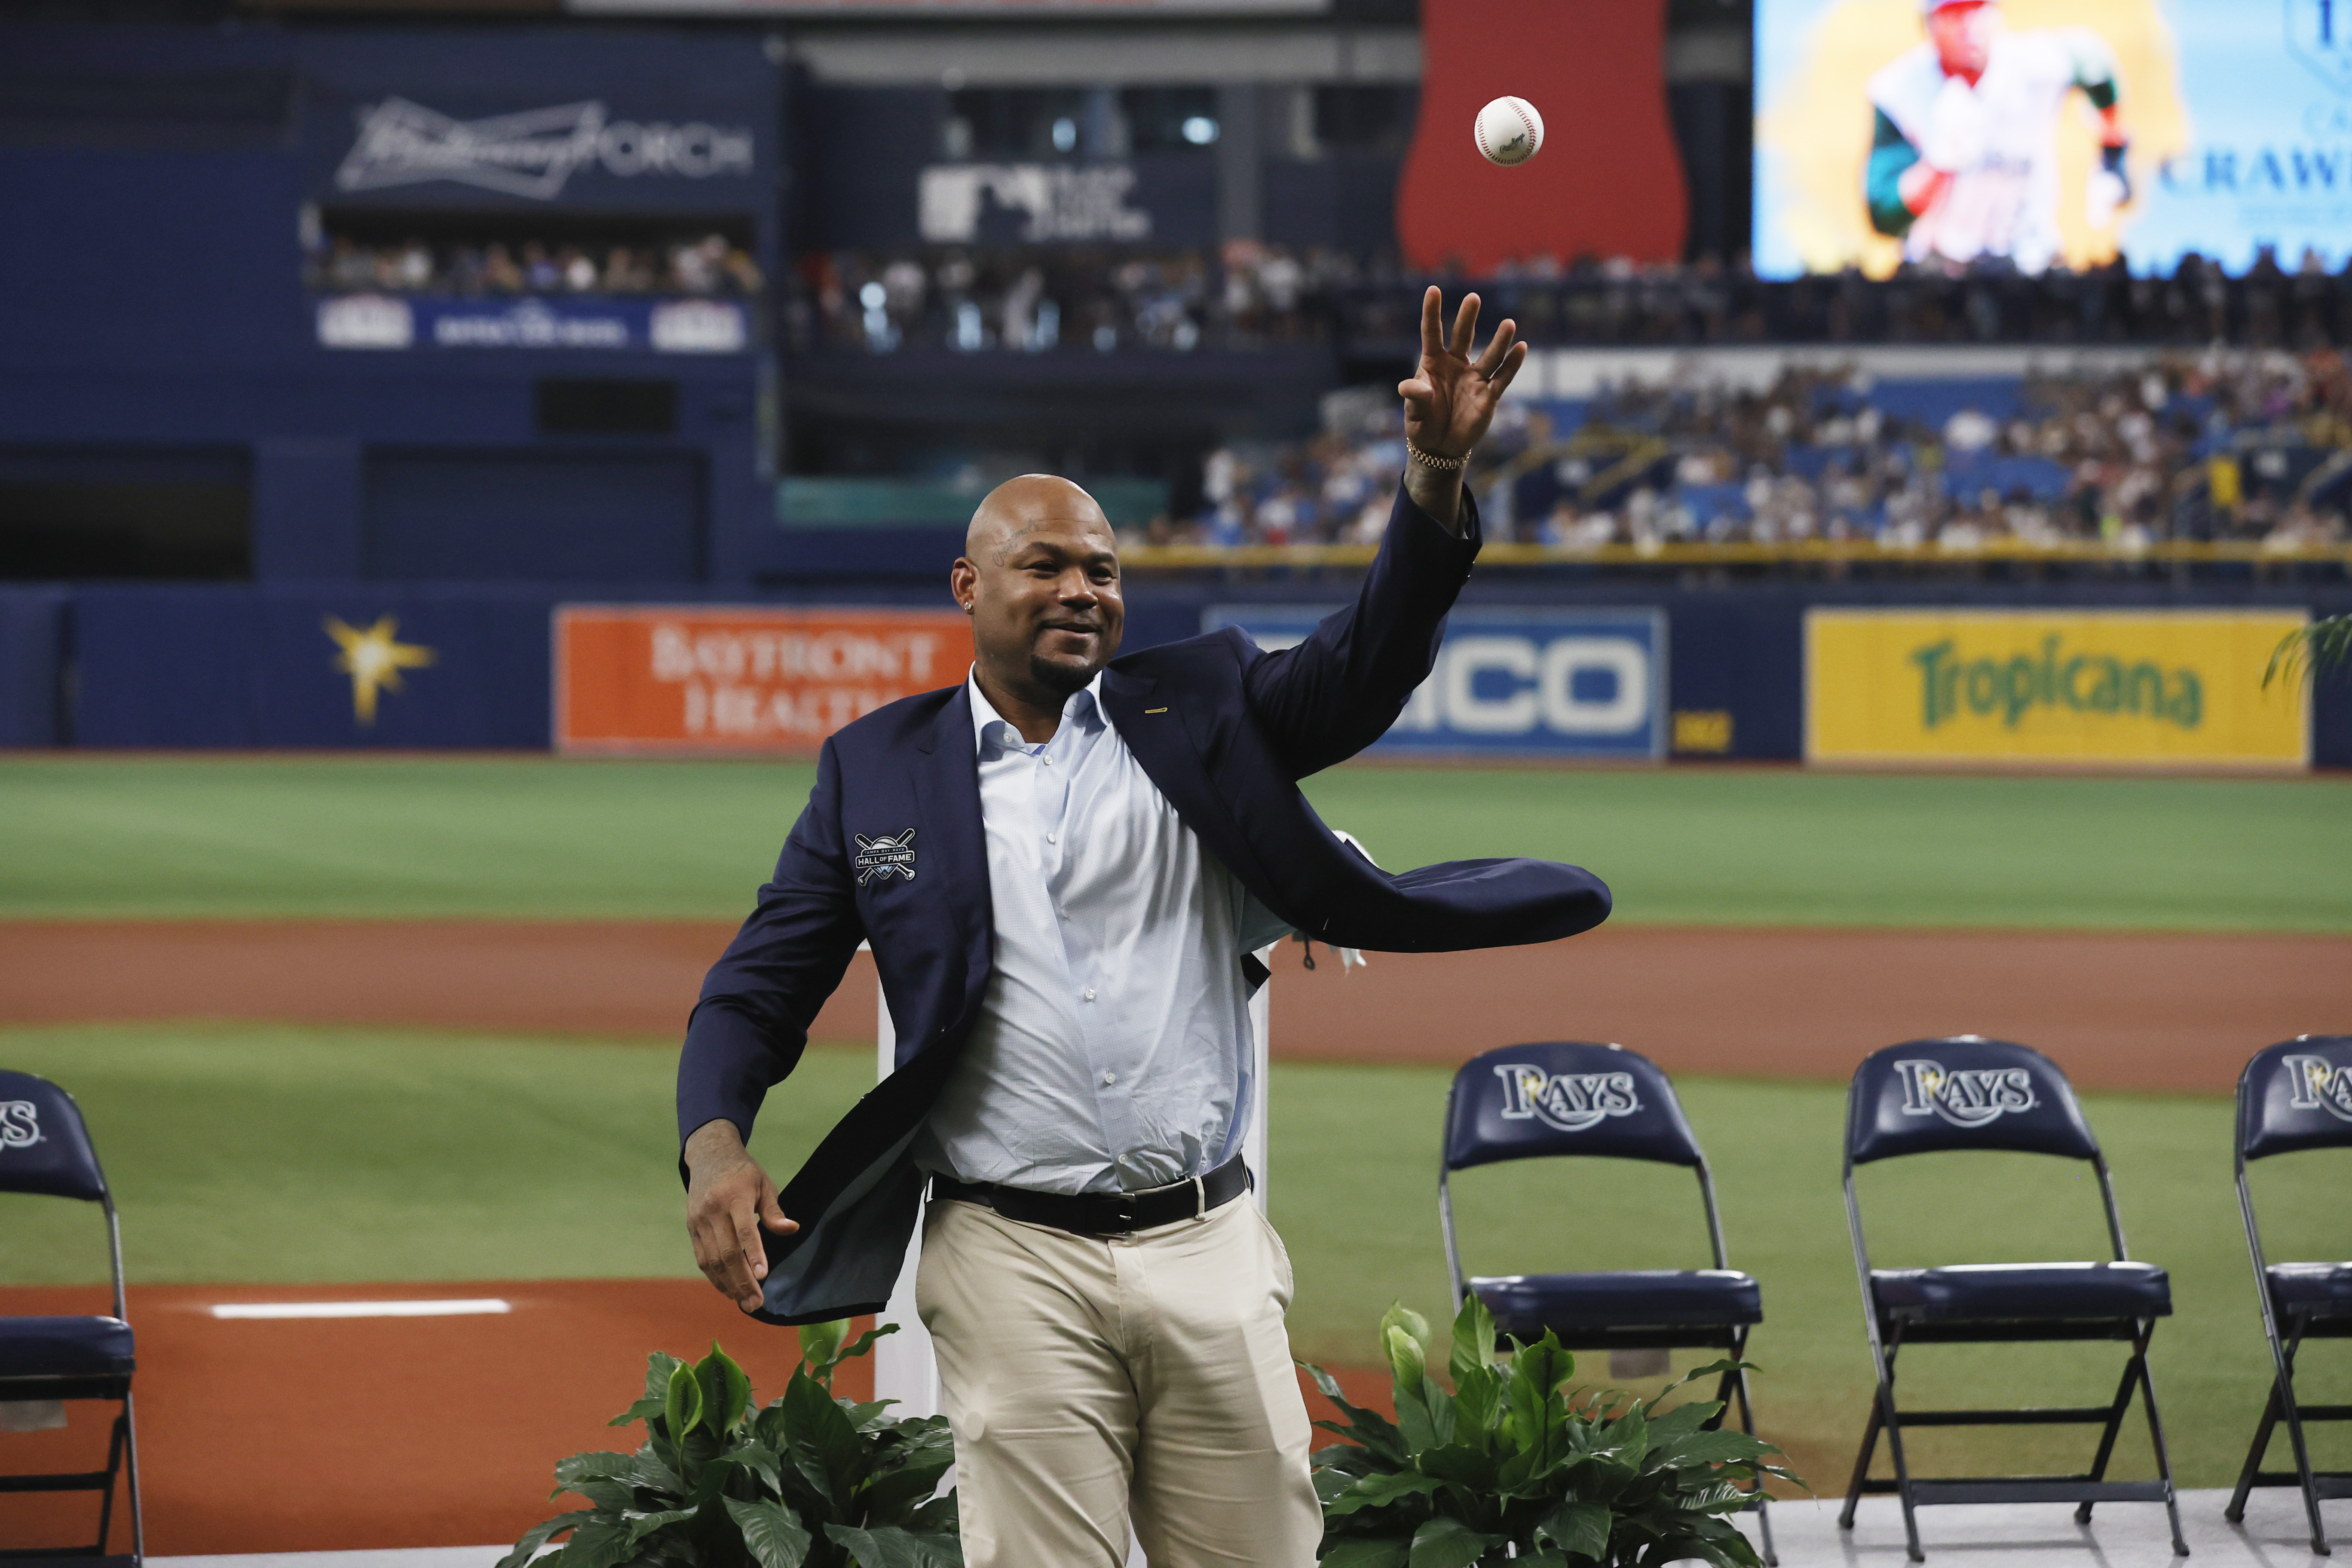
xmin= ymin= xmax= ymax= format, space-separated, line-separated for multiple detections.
xmin=1441 ymin=1042 xmax=1773 ymax=1565
xmin=2226 ymin=1034 xmax=2352 ymax=1555
xmin=0 ymin=1072 xmax=142 ymax=1565
xmin=1838 ymin=1038 xmax=2184 ymax=1562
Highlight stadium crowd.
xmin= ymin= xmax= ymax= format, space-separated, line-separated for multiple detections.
xmin=1152 ymin=350 xmax=2352 ymax=553
xmin=796 ymin=244 xmax=2352 ymax=355
xmin=306 ymin=233 xmax=763 ymax=297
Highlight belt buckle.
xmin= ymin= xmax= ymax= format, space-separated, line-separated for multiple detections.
xmin=1109 ymin=1193 xmax=1138 ymax=1231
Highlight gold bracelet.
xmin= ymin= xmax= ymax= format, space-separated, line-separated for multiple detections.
xmin=1406 ymin=440 xmax=1467 ymax=472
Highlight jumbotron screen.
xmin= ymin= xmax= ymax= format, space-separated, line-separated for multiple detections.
xmin=1754 ymin=0 xmax=2352 ymax=277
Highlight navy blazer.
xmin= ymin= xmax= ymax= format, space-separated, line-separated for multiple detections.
xmin=677 ymin=483 xmax=1611 ymax=1324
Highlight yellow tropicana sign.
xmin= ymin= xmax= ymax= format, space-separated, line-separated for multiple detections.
xmin=1807 ymin=609 xmax=2310 ymax=768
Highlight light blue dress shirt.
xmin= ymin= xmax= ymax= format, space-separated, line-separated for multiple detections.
xmin=913 ymin=670 xmax=1292 ymax=1195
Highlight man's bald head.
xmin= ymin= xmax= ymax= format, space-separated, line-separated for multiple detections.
xmin=965 ymin=474 xmax=1115 ymax=565
xmin=950 ymin=473 xmax=1125 ymax=726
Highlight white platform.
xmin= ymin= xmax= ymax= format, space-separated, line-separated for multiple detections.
xmin=147 ymin=1488 xmax=2345 ymax=1567
xmin=1750 ymin=1486 xmax=2344 ymax=1565
xmin=155 ymin=1553 xmax=511 ymax=1568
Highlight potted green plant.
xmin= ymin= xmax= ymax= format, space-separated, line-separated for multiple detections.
xmin=1302 ymin=1296 xmax=1795 ymax=1568
xmin=498 ymin=1320 xmax=960 ymax=1568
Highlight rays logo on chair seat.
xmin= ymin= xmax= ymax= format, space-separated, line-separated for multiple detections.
xmin=1491 ymin=1064 xmax=1641 ymax=1133
xmin=0 ymin=1102 xmax=40 ymax=1150
xmin=2284 ymin=1055 xmax=2352 ymax=1121
xmin=1893 ymin=1060 xmax=2038 ymax=1128
xmin=853 ymin=830 xmax=919 ymax=885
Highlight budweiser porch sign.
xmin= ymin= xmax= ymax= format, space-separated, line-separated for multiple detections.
xmin=556 ymin=606 xmax=971 ymax=754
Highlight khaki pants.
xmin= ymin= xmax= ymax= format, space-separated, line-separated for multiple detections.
xmin=915 ymin=1193 xmax=1323 ymax=1568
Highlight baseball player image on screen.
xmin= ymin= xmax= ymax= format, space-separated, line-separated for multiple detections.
xmin=1866 ymin=0 xmax=2131 ymax=274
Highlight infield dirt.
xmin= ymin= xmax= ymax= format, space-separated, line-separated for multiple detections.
xmin=0 ymin=1279 xmax=1393 ymax=1556
xmin=9 ymin=918 xmax=2346 ymax=1094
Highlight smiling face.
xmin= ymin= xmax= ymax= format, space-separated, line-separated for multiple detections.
xmin=1927 ymin=0 xmax=1998 ymax=80
xmin=952 ymin=475 xmax=1124 ymax=707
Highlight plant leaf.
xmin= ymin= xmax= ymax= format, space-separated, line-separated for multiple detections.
xmin=561 ymin=1477 xmax=634 ymax=1513
xmin=1447 ymin=1291 xmax=1496 ymax=1388
xmin=553 ymin=1451 xmax=686 ymax=1501
xmin=2264 ymin=614 xmax=2352 ymax=692
xmin=1385 ymin=1323 xmax=1428 ymax=1396
xmin=1405 ymin=1516 xmax=1494 ymax=1568
xmin=608 ymin=1396 xmax=664 ymax=1429
xmin=834 ymin=1322 xmax=900 ymax=1367
xmin=622 ymin=1507 xmax=698 ymax=1549
xmin=643 ymin=1352 xmax=686 ymax=1405
xmin=781 ymin=1363 xmax=869 ymax=1512
xmin=1378 ymin=1301 xmax=1433 ymax=1357
xmin=698 ymin=1341 xmax=754 ymax=1433
xmin=1318 ymin=1541 xmax=1411 ymax=1568
xmin=858 ymin=1452 xmax=956 ymax=1522
xmin=1643 ymin=1399 xmax=1720 ymax=1443
xmin=825 ymin=1522 xmax=964 ymax=1567
xmin=725 ymin=1495 xmax=814 ymax=1568
xmin=710 ymin=1438 xmax=787 ymax=1498
xmin=1653 ymin=1429 xmax=1779 ymax=1471
xmin=1326 ymin=1469 xmax=1446 ymax=1516
xmin=1302 ymin=1360 xmax=1411 ymax=1464
xmin=665 ymin=1362 xmax=704 ymax=1451
xmin=799 ymin=1318 xmax=850 ymax=1375
xmin=1537 ymin=1499 xmax=1611 ymax=1560
xmin=495 ymin=1509 xmax=600 ymax=1568
xmin=544 ymin=1519 xmax=637 ymax=1568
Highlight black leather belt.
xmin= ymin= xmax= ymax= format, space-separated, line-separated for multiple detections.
xmin=931 ymin=1155 xmax=1252 ymax=1236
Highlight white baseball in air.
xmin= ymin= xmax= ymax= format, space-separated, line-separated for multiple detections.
xmin=1474 ymin=96 xmax=1544 ymax=166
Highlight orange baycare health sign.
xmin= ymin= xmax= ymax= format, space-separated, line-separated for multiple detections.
xmin=555 ymin=606 xmax=972 ymax=754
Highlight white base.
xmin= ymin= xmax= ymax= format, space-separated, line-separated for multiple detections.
xmin=143 ymin=1488 xmax=2344 ymax=1568
xmin=1748 ymin=1485 xmax=2344 ymax=1565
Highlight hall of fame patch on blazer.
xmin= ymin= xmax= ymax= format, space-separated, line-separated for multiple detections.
xmin=853 ymin=829 xmax=919 ymax=885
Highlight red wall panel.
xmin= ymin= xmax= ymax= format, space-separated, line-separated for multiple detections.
xmin=1397 ymin=0 xmax=1688 ymax=272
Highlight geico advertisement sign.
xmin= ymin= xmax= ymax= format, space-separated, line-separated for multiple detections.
xmin=1806 ymin=609 xmax=2309 ymax=769
xmin=556 ymin=606 xmax=971 ymax=755
xmin=1204 ymin=608 xmax=1667 ymax=758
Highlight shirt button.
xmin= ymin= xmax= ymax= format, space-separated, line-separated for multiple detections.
xmin=1046 ymin=833 xmax=1057 ymax=844
xmin=1083 ymin=988 xmax=1097 ymax=1001
xmin=1102 ymin=1071 xmax=1116 ymax=1085
xmin=1042 ymin=756 xmax=1053 ymax=766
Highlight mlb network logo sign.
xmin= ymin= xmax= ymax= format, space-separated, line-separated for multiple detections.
xmin=1893 ymin=1060 xmax=2039 ymax=1128
xmin=1493 ymin=1063 xmax=1642 ymax=1133
xmin=1204 ymin=608 xmax=1667 ymax=759
xmin=2284 ymin=1054 xmax=2352 ymax=1121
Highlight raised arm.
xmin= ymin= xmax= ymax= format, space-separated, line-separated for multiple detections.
xmin=1397 ymin=285 xmax=1528 ymax=532
xmin=677 ymin=737 xmax=867 ymax=1308
xmin=1243 ymin=288 xmax=1525 ymax=777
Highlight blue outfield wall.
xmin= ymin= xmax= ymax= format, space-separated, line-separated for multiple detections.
xmin=4 ymin=579 xmax=2349 ymax=763
xmin=0 ymin=588 xmax=68 ymax=747
xmin=70 ymin=586 xmax=559 ymax=749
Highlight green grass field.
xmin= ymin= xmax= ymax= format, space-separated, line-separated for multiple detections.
xmin=4 ymin=1022 xmax=2345 ymax=1489
xmin=5 ymin=755 xmax=2350 ymax=930
xmin=4 ymin=756 xmax=2346 ymax=1492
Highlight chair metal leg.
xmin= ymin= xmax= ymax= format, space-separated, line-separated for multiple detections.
xmin=124 ymin=1388 xmax=145 ymax=1565
xmin=1882 ymin=1378 xmax=1926 ymax=1563
xmin=1841 ymin=1377 xmax=1886 ymax=1530
xmin=92 ymin=1405 xmax=127 ymax=1555
xmin=2226 ymin=1378 xmax=2280 ymax=1522
xmin=2270 ymin=1318 xmax=2333 ymax=1557
xmin=1856 ymin=1328 xmax=1926 ymax=1562
xmin=2074 ymin=1331 xmax=2147 ymax=1525
xmin=2131 ymin=1326 xmax=2190 ymax=1557
xmin=1728 ymin=1339 xmax=1777 ymax=1568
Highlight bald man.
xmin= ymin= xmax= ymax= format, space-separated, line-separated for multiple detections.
xmin=677 ymin=289 xmax=1612 ymax=1567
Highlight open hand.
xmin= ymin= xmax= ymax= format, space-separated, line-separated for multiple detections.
xmin=1397 ymin=286 xmax=1528 ymax=461
xmin=685 ymin=1119 xmax=797 ymax=1312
